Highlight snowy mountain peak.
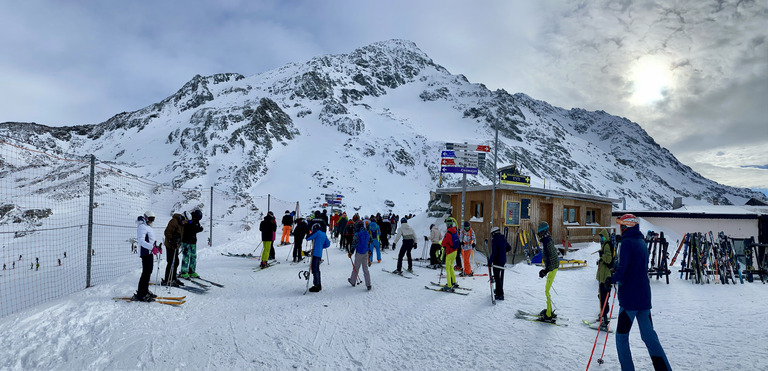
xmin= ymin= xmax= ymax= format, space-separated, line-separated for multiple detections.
xmin=0 ymin=39 xmax=765 ymax=211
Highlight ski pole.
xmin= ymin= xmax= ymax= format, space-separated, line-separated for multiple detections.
xmin=285 ymin=243 xmax=293 ymax=262
xmin=349 ymin=255 xmax=362 ymax=284
xmin=597 ymin=286 xmax=619 ymax=365
xmin=586 ymin=288 xmax=612 ymax=370
xmin=252 ymin=241 xmax=263 ymax=255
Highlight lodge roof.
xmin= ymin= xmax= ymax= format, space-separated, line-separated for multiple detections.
xmin=435 ymin=184 xmax=621 ymax=205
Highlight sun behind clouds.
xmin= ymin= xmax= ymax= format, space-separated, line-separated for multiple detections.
xmin=628 ymin=56 xmax=674 ymax=106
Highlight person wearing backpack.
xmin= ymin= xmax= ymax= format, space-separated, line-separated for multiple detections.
xmin=162 ymin=212 xmax=186 ymax=287
xmin=596 ymin=228 xmax=614 ymax=329
xmin=347 ymin=220 xmax=372 ymax=290
xmin=179 ymin=209 xmax=204 ymax=278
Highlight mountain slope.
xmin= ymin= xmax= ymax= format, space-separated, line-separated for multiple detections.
xmin=0 ymin=39 xmax=763 ymax=211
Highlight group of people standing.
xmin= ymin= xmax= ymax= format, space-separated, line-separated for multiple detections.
xmin=133 ymin=208 xmax=204 ymax=301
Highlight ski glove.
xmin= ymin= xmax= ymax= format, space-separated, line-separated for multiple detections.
xmin=604 ymin=276 xmax=612 ymax=285
xmin=348 ymin=252 xmax=353 ymax=258
xmin=413 ymin=242 xmax=417 ymax=249
xmin=538 ymin=269 xmax=547 ymax=278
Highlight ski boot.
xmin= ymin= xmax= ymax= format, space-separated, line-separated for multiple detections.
xmin=189 ymin=272 xmax=200 ymax=278
xmin=308 ymin=284 xmax=322 ymax=292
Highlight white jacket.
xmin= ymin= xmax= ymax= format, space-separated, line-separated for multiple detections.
xmin=429 ymin=225 xmax=442 ymax=244
xmin=136 ymin=216 xmax=156 ymax=257
xmin=392 ymin=223 xmax=416 ymax=246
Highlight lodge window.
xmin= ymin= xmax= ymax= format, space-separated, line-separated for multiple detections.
xmin=563 ymin=207 xmax=578 ymax=224
xmin=473 ymin=202 xmax=484 ymax=218
xmin=586 ymin=209 xmax=599 ymax=224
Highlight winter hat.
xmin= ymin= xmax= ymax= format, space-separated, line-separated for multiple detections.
xmin=537 ymin=221 xmax=550 ymax=233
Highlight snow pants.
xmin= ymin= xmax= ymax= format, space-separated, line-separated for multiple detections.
xmin=598 ymin=281 xmax=612 ymax=322
xmin=311 ymin=256 xmax=322 ymax=286
xmin=180 ymin=242 xmax=197 ymax=274
xmin=349 ymin=252 xmax=371 ymax=287
xmin=615 ymin=308 xmax=671 ymax=371
xmin=545 ymin=269 xmax=557 ymax=317
xmin=260 ymin=241 xmax=273 ymax=263
xmin=493 ymin=267 xmax=505 ymax=298
xmin=281 ymin=226 xmax=291 ymax=244
xmin=396 ymin=239 xmax=414 ymax=271
xmin=445 ymin=250 xmax=457 ymax=287
xmin=369 ymin=239 xmax=381 ymax=262
xmin=429 ymin=243 xmax=441 ymax=266
xmin=292 ymin=238 xmax=304 ymax=262
xmin=462 ymin=248 xmax=473 ymax=274
xmin=137 ymin=254 xmax=153 ymax=296
xmin=164 ymin=240 xmax=180 ymax=282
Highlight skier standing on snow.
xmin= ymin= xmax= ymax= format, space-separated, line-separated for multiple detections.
xmin=440 ymin=221 xmax=460 ymax=291
xmin=306 ymin=224 xmax=330 ymax=292
xmin=368 ymin=215 xmax=382 ymax=264
xmin=179 ymin=209 xmax=204 ymax=278
xmin=292 ymin=217 xmax=308 ymax=262
xmin=280 ymin=210 xmax=293 ymax=246
xmin=163 ymin=212 xmax=186 ymax=287
xmin=595 ymin=229 xmax=614 ymax=329
xmin=391 ymin=217 xmax=417 ymax=274
xmin=428 ymin=224 xmax=442 ymax=269
xmin=347 ymin=220 xmax=372 ymax=290
xmin=488 ymin=226 xmax=512 ymax=301
xmin=258 ymin=213 xmax=277 ymax=269
xmin=268 ymin=211 xmax=278 ymax=260
xmin=612 ymin=214 xmax=672 ymax=370
xmin=378 ymin=215 xmax=391 ymax=250
xmin=459 ymin=221 xmax=476 ymax=276
xmin=537 ymin=221 xmax=559 ymax=321
xmin=133 ymin=211 xmax=159 ymax=301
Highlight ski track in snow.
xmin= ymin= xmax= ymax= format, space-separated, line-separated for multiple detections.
xmin=1 ymin=232 xmax=767 ymax=370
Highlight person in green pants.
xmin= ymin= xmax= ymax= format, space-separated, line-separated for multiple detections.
xmin=179 ymin=209 xmax=204 ymax=278
xmin=537 ymin=221 xmax=559 ymax=321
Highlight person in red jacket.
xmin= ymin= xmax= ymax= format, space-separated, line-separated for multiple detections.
xmin=440 ymin=224 xmax=461 ymax=291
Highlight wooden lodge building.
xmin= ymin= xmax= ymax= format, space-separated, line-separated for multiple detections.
xmin=434 ymin=184 xmax=620 ymax=251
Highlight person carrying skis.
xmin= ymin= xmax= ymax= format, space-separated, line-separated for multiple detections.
xmin=347 ymin=220 xmax=372 ymax=290
xmin=440 ymin=222 xmax=461 ymax=291
xmin=292 ymin=217 xmax=309 ymax=262
xmin=280 ymin=210 xmax=293 ymax=246
xmin=368 ymin=216 xmax=382 ymax=264
xmin=537 ymin=221 xmax=559 ymax=321
xmin=488 ymin=226 xmax=512 ymax=300
xmin=596 ymin=228 xmax=614 ymax=330
xmin=391 ymin=217 xmax=417 ymax=274
xmin=611 ymin=214 xmax=672 ymax=370
xmin=306 ymin=223 xmax=330 ymax=292
xmin=179 ymin=209 xmax=204 ymax=278
xmin=460 ymin=221 xmax=476 ymax=276
xmin=162 ymin=212 xmax=186 ymax=287
xmin=428 ymin=223 xmax=442 ymax=269
xmin=259 ymin=213 xmax=277 ymax=268
xmin=133 ymin=211 xmax=160 ymax=301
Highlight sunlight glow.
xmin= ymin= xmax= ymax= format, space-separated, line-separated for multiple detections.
xmin=628 ymin=56 xmax=673 ymax=105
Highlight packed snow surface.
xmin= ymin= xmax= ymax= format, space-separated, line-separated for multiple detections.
xmin=1 ymin=218 xmax=766 ymax=370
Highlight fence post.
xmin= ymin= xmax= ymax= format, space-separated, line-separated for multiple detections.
xmin=86 ymin=154 xmax=95 ymax=288
xmin=209 ymin=186 xmax=213 ymax=246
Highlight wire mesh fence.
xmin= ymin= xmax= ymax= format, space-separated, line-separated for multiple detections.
xmin=0 ymin=139 xmax=296 ymax=318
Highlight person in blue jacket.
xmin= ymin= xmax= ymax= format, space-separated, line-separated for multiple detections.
xmin=368 ymin=216 xmax=382 ymax=263
xmin=306 ymin=223 xmax=331 ymax=292
xmin=347 ymin=221 xmax=372 ymax=290
xmin=611 ymin=214 xmax=672 ymax=371
xmin=488 ymin=226 xmax=512 ymax=300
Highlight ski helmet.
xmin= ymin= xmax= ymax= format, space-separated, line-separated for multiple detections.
xmin=490 ymin=227 xmax=500 ymax=235
xmin=311 ymin=223 xmax=322 ymax=232
xmin=537 ymin=221 xmax=549 ymax=233
xmin=401 ymin=217 xmax=408 ymax=223
xmin=616 ymin=214 xmax=639 ymax=227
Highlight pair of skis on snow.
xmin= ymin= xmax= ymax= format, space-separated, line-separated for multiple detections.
xmin=113 ymin=295 xmax=187 ymax=306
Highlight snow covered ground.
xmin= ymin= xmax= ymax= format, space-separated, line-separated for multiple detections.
xmin=1 ymin=218 xmax=766 ymax=371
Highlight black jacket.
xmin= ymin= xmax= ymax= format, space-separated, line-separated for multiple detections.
xmin=293 ymin=220 xmax=309 ymax=241
xmin=281 ymin=214 xmax=293 ymax=226
xmin=181 ymin=216 xmax=203 ymax=244
xmin=259 ymin=216 xmax=277 ymax=241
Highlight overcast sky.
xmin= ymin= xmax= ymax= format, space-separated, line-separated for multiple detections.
xmin=1 ymin=0 xmax=766 ymax=192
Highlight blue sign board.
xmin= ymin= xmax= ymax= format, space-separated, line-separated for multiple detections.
xmin=440 ymin=166 xmax=478 ymax=175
